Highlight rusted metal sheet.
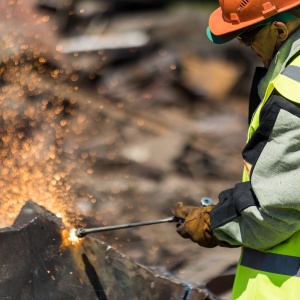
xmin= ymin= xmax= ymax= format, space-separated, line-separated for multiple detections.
xmin=0 ymin=201 xmax=215 ymax=300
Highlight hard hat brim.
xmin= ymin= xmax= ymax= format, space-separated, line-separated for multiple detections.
xmin=206 ymin=27 xmax=246 ymax=44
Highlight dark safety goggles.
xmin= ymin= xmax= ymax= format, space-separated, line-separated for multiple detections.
xmin=237 ymin=25 xmax=267 ymax=46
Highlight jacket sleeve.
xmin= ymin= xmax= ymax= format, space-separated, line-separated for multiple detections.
xmin=209 ymin=92 xmax=300 ymax=250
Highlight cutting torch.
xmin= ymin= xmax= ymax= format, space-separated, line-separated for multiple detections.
xmin=75 ymin=197 xmax=213 ymax=238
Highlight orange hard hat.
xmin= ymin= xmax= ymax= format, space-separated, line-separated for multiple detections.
xmin=209 ymin=0 xmax=300 ymax=36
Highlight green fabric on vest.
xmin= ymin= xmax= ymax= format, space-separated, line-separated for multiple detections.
xmin=233 ymin=231 xmax=300 ymax=300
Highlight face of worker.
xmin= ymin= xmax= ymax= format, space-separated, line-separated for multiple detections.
xmin=250 ymin=22 xmax=288 ymax=68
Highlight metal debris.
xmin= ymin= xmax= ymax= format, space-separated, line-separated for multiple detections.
xmin=0 ymin=201 xmax=216 ymax=300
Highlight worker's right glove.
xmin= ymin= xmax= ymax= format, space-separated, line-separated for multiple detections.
xmin=172 ymin=203 xmax=233 ymax=248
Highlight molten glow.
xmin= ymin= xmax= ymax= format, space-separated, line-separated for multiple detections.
xmin=61 ymin=229 xmax=81 ymax=247
xmin=68 ymin=229 xmax=80 ymax=245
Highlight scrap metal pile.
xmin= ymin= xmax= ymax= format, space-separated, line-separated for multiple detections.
xmin=0 ymin=200 xmax=213 ymax=299
xmin=0 ymin=0 xmax=260 ymax=298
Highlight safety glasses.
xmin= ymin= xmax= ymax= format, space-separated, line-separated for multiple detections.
xmin=237 ymin=25 xmax=267 ymax=46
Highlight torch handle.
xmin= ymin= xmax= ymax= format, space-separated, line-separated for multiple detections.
xmin=76 ymin=216 xmax=182 ymax=238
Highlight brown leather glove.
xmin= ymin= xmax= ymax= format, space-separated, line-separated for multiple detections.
xmin=172 ymin=203 xmax=232 ymax=248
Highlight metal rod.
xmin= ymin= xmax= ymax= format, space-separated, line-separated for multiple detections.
xmin=76 ymin=216 xmax=180 ymax=238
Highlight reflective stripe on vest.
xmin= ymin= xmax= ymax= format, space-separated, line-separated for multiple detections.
xmin=273 ymin=64 xmax=300 ymax=104
xmin=235 ymin=54 xmax=300 ymax=299
xmin=281 ymin=65 xmax=300 ymax=80
xmin=241 ymin=248 xmax=300 ymax=277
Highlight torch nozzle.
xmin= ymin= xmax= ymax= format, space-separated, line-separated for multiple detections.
xmin=76 ymin=228 xmax=88 ymax=238
xmin=75 ymin=216 xmax=182 ymax=238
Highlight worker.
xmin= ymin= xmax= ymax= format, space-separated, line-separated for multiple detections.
xmin=172 ymin=1 xmax=300 ymax=299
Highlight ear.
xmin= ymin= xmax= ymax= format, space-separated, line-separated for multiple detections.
xmin=272 ymin=21 xmax=289 ymax=42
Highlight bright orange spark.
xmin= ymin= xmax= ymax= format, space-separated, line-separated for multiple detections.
xmin=61 ymin=229 xmax=81 ymax=247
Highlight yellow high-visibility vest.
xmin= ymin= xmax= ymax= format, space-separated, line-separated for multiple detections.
xmin=233 ymin=54 xmax=300 ymax=299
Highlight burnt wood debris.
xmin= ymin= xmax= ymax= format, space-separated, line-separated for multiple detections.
xmin=0 ymin=0 xmax=260 ymax=299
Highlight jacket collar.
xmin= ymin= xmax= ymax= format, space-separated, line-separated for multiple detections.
xmin=258 ymin=27 xmax=300 ymax=100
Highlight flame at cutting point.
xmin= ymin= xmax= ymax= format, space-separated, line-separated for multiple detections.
xmin=69 ymin=228 xmax=80 ymax=244
xmin=61 ymin=229 xmax=81 ymax=247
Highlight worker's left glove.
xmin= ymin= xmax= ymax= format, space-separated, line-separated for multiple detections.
xmin=172 ymin=203 xmax=232 ymax=248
